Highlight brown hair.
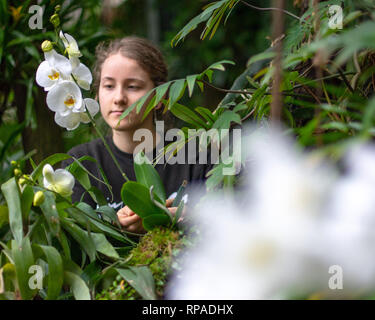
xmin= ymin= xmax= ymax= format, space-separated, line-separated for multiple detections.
xmin=93 ymin=36 xmax=168 ymax=93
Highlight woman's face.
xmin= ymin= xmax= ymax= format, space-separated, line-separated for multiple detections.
xmin=98 ymin=53 xmax=155 ymax=132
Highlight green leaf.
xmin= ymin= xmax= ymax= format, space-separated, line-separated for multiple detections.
xmin=67 ymin=155 xmax=113 ymax=204
xmin=38 ymin=245 xmax=63 ymax=300
xmin=195 ymin=107 xmax=216 ymax=126
xmin=95 ymin=205 xmax=119 ymax=226
xmin=1 ymin=178 xmax=23 ymax=245
xmin=134 ymin=152 xmax=166 ymax=203
xmin=116 ymin=266 xmax=156 ymax=300
xmin=186 ymin=74 xmax=198 ymax=97
xmin=36 ymin=188 xmax=60 ymax=236
xmin=212 ymin=110 xmax=242 ymax=130
xmin=69 ymin=204 xmax=132 ymax=244
xmin=0 ymin=205 xmax=8 ymax=229
xmin=64 ymin=271 xmax=91 ymax=300
xmin=168 ymin=79 xmax=186 ymax=109
xmin=247 ymin=51 xmax=276 ymax=67
xmin=142 ymin=214 xmax=170 ymax=231
xmin=121 ymin=181 xmax=165 ymax=218
xmin=60 ymin=218 xmax=96 ymax=263
xmin=170 ymin=103 xmax=209 ymax=129
xmin=91 ymin=233 xmax=119 ymax=260
xmin=20 ymin=185 xmax=33 ymax=222
xmin=12 ymin=238 xmax=35 ymax=300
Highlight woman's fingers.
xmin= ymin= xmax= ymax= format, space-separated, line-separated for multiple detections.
xmin=165 ymin=198 xmax=174 ymax=207
xmin=117 ymin=206 xmax=140 ymax=227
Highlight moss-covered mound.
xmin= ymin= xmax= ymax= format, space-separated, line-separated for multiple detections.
xmin=96 ymin=227 xmax=189 ymax=300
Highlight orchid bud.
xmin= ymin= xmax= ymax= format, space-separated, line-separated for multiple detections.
xmin=50 ymin=14 xmax=60 ymax=28
xmin=41 ymin=40 xmax=53 ymax=52
xmin=18 ymin=178 xmax=27 ymax=186
xmin=33 ymin=191 xmax=45 ymax=207
xmin=14 ymin=168 xmax=21 ymax=177
xmin=55 ymin=5 xmax=61 ymax=13
xmin=11 ymin=160 xmax=17 ymax=166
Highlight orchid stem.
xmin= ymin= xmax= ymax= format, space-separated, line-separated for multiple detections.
xmin=86 ymin=110 xmax=129 ymax=182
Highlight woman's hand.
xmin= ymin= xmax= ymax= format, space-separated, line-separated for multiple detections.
xmin=117 ymin=199 xmax=185 ymax=233
xmin=117 ymin=206 xmax=146 ymax=234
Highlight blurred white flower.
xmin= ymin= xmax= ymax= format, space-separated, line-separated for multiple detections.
xmin=54 ymin=98 xmax=99 ymax=130
xmin=36 ymin=49 xmax=72 ymax=91
xmin=43 ymin=164 xmax=75 ymax=197
xmin=167 ymin=127 xmax=375 ymax=300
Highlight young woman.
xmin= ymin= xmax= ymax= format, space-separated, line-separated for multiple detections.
xmin=63 ymin=37 xmax=213 ymax=234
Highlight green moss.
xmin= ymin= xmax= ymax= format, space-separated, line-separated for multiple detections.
xmin=96 ymin=227 xmax=189 ymax=300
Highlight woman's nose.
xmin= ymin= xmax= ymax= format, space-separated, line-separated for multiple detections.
xmin=114 ymin=87 xmax=127 ymax=105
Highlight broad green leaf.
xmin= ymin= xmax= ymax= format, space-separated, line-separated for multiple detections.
xmin=58 ymin=230 xmax=71 ymax=260
xmin=12 ymin=238 xmax=35 ymax=300
xmin=69 ymin=204 xmax=132 ymax=244
xmin=121 ymin=181 xmax=165 ymax=218
xmin=20 ymin=185 xmax=33 ymax=222
xmin=37 ymin=189 xmax=60 ymax=236
xmin=64 ymin=271 xmax=91 ymax=300
xmin=67 ymin=155 xmax=113 ymax=203
xmin=95 ymin=205 xmax=119 ymax=226
xmin=1 ymin=178 xmax=23 ymax=244
xmin=134 ymin=152 xmax=166 ymax=203
xmin=116 ymin=266 xmax=156 ymax=300
xmin=38 ymin=245 xmax=63 ymax=300
xmin=61 ymin=218 xmax=96 ymax=263
xmin=143 ymin=214 xmax=170 ymax=231
xmin=91 ymin=233 xmax=119 ymax=260
xmin=0 ymin=205 xmax=9 ymax=229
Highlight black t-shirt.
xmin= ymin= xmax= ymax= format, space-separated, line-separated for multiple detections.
xmin=61 ymin=135 xmax=214 ymax=209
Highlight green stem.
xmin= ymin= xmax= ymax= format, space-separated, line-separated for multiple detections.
xmin=85 ymin=110 xmax=129 ymax=182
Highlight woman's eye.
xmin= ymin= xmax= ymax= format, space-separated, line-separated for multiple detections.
xmin=103 ymin=84 xmax=113 ymax=89
xmin=128 ymin=85 xmax=140 ymax=90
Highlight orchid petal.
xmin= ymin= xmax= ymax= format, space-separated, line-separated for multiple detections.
xmin=44 ymin=49 xmax=72 ymax=78
xmin=73 ymin=63 xmax=92 ymax=90
xmin=46 ymin=81 xmax=82 ymax=114
xmin=52 ymin=169 xmax=75 ymax=196
xmin=36 ymin=61 xmax=59 ymax=91
xmin=42 ymin=164 xmax=55 ymax=183
xmin=55 ymin=112 xmax=81 ymax=131
xmin=84 ymin=98 xmax=99 ymax=117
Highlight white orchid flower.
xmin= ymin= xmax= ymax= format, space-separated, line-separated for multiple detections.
xmin=43 ymin=164 xmax=75 ymax=197
xmin=46 ymin=81 xmax=84 ymax=117
xmin=72 ymin=63 xmax=93 ymax=90
xmin=59 ymin=31 xmax=82 ymax=69
xmin=36 ymin=49 xmax=72 ymax=91
xmin=54 ymin=98 xmax=100 ymax=130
